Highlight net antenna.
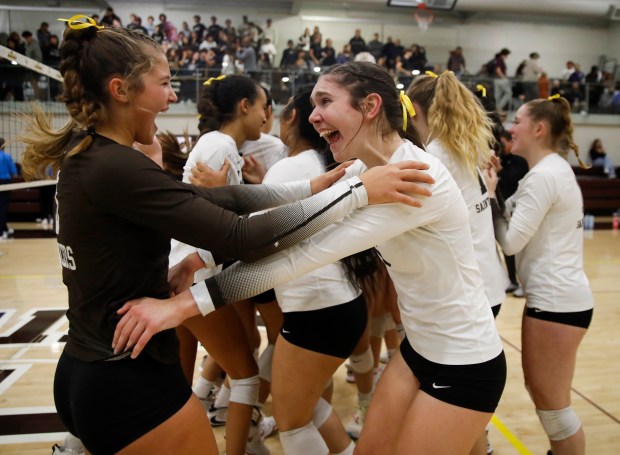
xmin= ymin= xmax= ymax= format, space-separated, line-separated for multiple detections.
xmin=414 ymin=2 xmax=434 ymax=31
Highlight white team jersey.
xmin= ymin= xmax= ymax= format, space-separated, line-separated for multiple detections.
xmin=239 ymin=133 xmax=288 ymax=172
xmin=214 ymin=140 xmax=503 ymax=365
xmin=183 ymin=131 xmax=245 ymax=185
xmin=261 ymin=149 xmax=360 ymax=312
xmin=172 ymin=131 xmax=243 ymax=279
xmin=426 ymin=140 xmax=509 ymax=307
xmin=499 ymin=153 xmax=593 ymax=312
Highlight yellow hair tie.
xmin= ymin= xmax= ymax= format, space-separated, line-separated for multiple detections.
xmin=548 ymin=94 xmax=561 ymax=100
xmin=399 ymin=91 xmax=415 ymax=132
xmin=476 ymin=84 xmax=487 ymax=98
xmin=204 ymin=75 xmax=226 ymax=86
xmin=425 ymin=70 xmax=439 ymax=78
xmin=58 ymin=14 xmax=104 ymax=30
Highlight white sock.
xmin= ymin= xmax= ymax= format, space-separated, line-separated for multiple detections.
xmin=193 ymin=376 xmax=215 ymax=399
xmin=214 ymin=383 xmax=231 ymax=408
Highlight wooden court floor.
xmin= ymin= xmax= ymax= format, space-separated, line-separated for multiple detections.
xmin=0 ymin=226 xmax=618 ymax=454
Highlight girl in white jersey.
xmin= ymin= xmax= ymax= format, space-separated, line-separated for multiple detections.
xmin=406 ymin=71 xmax=510 ymax=455
xmin=484 ymin=96 xmax=593 ymax=455
xmin=115 ymin=62 xmax=506 ymax=454
xmin=170 ymin=74 xmax=270 ymax=455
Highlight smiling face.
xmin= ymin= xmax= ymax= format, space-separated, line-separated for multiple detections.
xmin=130 ymin=54 xmax=177 ymax=145
xmin=242 ymin=87 xmax=268 ymax=141
xmin=309 ymin=76 xmax=365 ymax=163
xmin=508 ymin=104 xmax=538 ymax=157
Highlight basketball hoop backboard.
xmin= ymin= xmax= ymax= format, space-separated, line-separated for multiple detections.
xmin=414 ymin=3 xmax=434 ymax=31
xmin=387 ymin=0 xmax=457 ymax=10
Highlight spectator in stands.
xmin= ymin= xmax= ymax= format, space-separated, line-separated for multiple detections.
xmin=311 ymin=25 xmax=322 ymax=45
xmin=236 ymin=36 xmax=257 ymax=75
xmin=367 ymin=32 xmax=384 ymax=62
xmin=100 ymin=7 xmax=121 ymax=28
xmin=521 ymin=52 xmax=543 ymax=101
xmin=446 ymin=46 xmax=466 ymax=79
xmin=158 ymin=14 xmax=177 ymax=42
xmin=537 ymin=72 xmax=549 ymax=99
xmin=410 ymin=44 xmax=427 ymax=72
xmin=0 ymin=137 xmax=18 ymax=239
xmin=259 ymin=38 xmax=277 ymax=68
xmin=382 ymin=36 xmax=400 ymax=72
xmin=127 ymin=16 xmax=148 ymax=35
xmin=585 ymin=65 xmax=604 ymax=110
xmin=144 ymin=16 xmax=156 ymax=36
xmin=349 ymin=29 xmax=366 ymax=55
xmin=36 ymin=22 xmax=51 ymax=53
xmin=297 ymin=27 xmax=311 ymax=52
xmin=208 ymin=16 xmax=223 ymax=42
xmin=260 ymin=18 xmax=278 ymax=48
xmin=321 ymin=38 xmax=337 ymax=66
xmin=43 ymin=34 xmax=62 ymax=99
xmin=589 ymin=139 xmax=616 ymax=178
xmin=223 ymin=18 xmax=236 ymax=42
xmin=1 ymin=36 xmax=25 ymax=100
xmin=492 ymin=48 xmax=512 ymax=113
xmin=199 ymin=34 xmax=218 ymax=52
xmin=192 ymin=15 xmax=206 ymax=42
xmin=280 ymin=39 xmax=297 ymax=68
xmin=564 ymin=81 xmax=586 ymax=112
xmin=21 ymin=31 xmax=43 ymax=99
xmin=568 ymin=63 xmax=584 ymax=83
xmin=561 ymin=60 xmax=575 ymax=80
xmin=336 ymin=44 xmax=353 ymax=64
xmin=309 ymin=34 xmax=323 ymax=67
xmin=180 ymin=21 xmax=191 ymax=37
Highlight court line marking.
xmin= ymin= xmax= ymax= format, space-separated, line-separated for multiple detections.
xmin=491 ymin=414 xmax=533 ymax=455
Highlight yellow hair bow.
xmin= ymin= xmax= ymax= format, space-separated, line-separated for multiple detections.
xmin=58 ymin=14 xmax=104 ymax=31
xmin=425 ymin=70 xmax=439 ymax=78
xmin=204 ymin=75 xmax=226 ymax=86
xmin=548 ymin=93 xmax=561 ymax=101
xmin=400 ymin=91 xmax=415 ymax=132
xmin=476 ymin=84 xmax=487 ymax=98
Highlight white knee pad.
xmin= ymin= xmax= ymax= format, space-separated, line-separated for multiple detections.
xmin=258 ymin=344 xmax=275 ymax=382
xmin=349 ymin=346 xmax=374 ymax=375
xmin=369 ymin=316 xmax=385 ymax=338
xmin=536 ymin=406 xmax=581 ymax=441
xmin=313 ymin=397 xmax=333 ymax=429
xmin=383 ymin=313 xmax=396 ymax=331
xmin=279 ymin=421 xmax=328 ymax=455
xmin=229 ymin=375 xmax=259 ymax=406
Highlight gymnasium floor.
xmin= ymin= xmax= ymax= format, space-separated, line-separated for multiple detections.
xmin=0 ymin=224 xmax=618 ymax=454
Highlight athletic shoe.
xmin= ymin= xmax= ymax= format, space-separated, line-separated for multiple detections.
xmin=197 ymin=386 xmax=219 ymax=413
xmin=345 ymin=401 xmax=369 ymax=440
xmin=512 ymin=286 xmax=524 ymax=298
xmin=258 ymin=414 xmax=277 ymax=440
xmin=344 ymin=364 xmax=356 ymax=383
xmin=207 ymin=404 xmax=228 ymax=427
xmin=52 ymin=444 xmax=84 ymax=455
xmin=246 ymin=408 xmax=270 ymax=455
xmin=505 ymin=282 xmax=519 ymax=293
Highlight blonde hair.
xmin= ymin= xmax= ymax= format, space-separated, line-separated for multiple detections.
xmin=19 ymin=26 xmax=161 ymax=180
xmin=406 ymin=72 xmax=493 ymax=177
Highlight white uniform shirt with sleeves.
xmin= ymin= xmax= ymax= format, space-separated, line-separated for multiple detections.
xmin=204 ymin=141 xmax=503 ymax=365
xmin=239 ymin=133 xmax=288 ymax=171
xmin=261 ymin=149 xmax=360 ymax=312
xmin=426 ymin=140 xmax=508 ymax=307
xmin=498 ymin=153 xmax=593 ymax=312
xmin=171 ymin=131 xmax=244 ymax=278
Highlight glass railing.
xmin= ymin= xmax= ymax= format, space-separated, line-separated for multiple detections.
xmin=1 ymin=62 xmax=619 ymax=115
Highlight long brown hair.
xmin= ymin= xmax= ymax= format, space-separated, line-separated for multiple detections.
xmin=20 ymin=26 xmax=162 ymax=180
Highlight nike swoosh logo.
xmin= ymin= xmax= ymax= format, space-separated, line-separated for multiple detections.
xmin=432 ymin=383 xmax=451 ymax=389
xmin=534 ymin=308 xmax=542 ymax=312
xmin=282 ymin=329 xmax=291 ymax=333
